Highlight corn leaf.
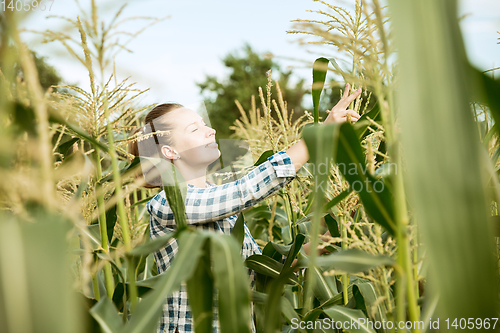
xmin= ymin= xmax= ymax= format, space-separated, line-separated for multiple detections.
xmin=210 ymin=234 xmax=252 ymax=333
xmin=312 ymin=57 xmax=330 ymax=123
xmin=89 ymin=297 xmax=123 ymax=333
xmin=123 ymin=231 xmax=207 ymax=333
xmin=353 ymin=282 xmax=388 ymax=332
xmin=127 ymin=232 xmax=175 ymax=257
xmin=311 ymin=266 xmax=338 ymax=303
xmin=0 ymin=214 xmax=83 ymax=333
xmin=245 ymin=254 xmax=299 ymax=285
xmin=231 ymin=213 xmax=245 ymax=248
xmin=186 ymin=239 xmax=213 ymax=333
xmin=336 ymin=123 xmax=395 ymax=234
xmin=389 ymin=0 xmax=498 ymax=320
xmin=323 ymin=306 xmax=376 ymax=333
xmin=316 ymin=248 xmax=395 ymax=273
xmin=254 ymin=149 xmax=274 ymax=166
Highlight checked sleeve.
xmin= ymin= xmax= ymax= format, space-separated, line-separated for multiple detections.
xmin=148 ymin=150 xmax=297 ymax=226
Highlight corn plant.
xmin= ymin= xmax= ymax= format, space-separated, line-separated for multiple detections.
xmin=2 ymin=1 xmax=500 ymax=333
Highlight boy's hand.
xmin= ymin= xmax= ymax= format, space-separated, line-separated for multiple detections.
xmin=324 ymin=83 xmax=362 ymax=124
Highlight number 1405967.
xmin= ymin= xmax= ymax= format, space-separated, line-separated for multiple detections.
xmin=2 ymin=0 xmax=54 ymax=11
xmin=445 ymin=318 xmax=498 ymax=330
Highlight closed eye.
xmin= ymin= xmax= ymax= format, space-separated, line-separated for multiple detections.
xmin=190 ymin=119 xmax=207 ymax=133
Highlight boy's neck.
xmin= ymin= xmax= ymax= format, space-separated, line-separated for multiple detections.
xmin=174 ymin=160 xmax=208 ymax=188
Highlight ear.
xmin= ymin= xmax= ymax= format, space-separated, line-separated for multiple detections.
xmin=160 ymin=145 xmax=179 ymax=160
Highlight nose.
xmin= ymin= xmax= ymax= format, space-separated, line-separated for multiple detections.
xmin=206 ymin=126 xmax=216 ymax=137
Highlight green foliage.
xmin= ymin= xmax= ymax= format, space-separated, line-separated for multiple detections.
xmin=197 ymin=43 xmax=307 ymax=138
xmin=312 ymin=57 xmax=329 ymax=123
xmin=0 ymin=213 xmax=83 ymax=333
xmin=186 ymin=240 xmax=214 ymax=333
xmin=2 ymin=1 xmax=500 ymax=333
xmin=390 ymin=0 xmax=499 ymax=321
xmin=30 ymin=51 xmax=62 ymax=90
xmin=4 ymin=47 xmax=62 ymax=91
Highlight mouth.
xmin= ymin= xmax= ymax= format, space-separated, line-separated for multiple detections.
xmin=205 ymin=142 xmax=218 ymax=148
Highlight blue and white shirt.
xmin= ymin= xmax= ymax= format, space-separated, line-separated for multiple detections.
xmin=146 ymin=150 xmax=297 ymax=333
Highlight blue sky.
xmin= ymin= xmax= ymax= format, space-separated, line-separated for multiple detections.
xmin=21 ymin=0 xmax=500 ymax=108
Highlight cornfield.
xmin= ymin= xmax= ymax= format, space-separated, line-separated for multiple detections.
xmin=0 ymin=1 xmax=499 ymax=333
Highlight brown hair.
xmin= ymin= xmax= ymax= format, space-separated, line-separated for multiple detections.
xmin=129 ymin=103 xmax=184 ymax=188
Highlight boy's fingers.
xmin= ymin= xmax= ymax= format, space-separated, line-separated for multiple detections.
xmin=344 ymin=89 xmax=362 ymax=106
xmin=347 ymin=110 xmax=360 ymax=119
xmin=342 ymin=83 xmax=350 ymax=99
xmin=340 ymin=110 xmax=359 ymax=118
xmin=338 ymin=88 xmax=362 ymax=109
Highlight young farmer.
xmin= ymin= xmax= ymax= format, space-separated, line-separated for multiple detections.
xmin=129 ymin=84 xmax=361 ymax=333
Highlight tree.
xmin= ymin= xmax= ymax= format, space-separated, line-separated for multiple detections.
xmin=31 ymin=51 xmax=62 ymax=91
xmin=1 ymin=44 xmax=62 ymax=91
xmin=197 ymin=43 xmax=307 ymax=138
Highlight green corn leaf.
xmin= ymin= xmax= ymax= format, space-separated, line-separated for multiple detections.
xmin=245 ymin=254 xmax=299 ymax=285
xmin=483 ymin=124 xmax=498 ymax=147
xmin=0 ymin=214 xmax=83 ymax=333
xmin=282 ymin=233 xmax=305 ymax=271
xmin=281 ymin=297 xmax=300 ymax=323
xmin=186 ymin=239 xmax=213 ymax=333
xmin=83 ymin=224 xmax=102 ymax=250
xmin=110 ymin=282 xmax=153 ymax=312
xmin=89 ymin=297 xmax=124 ymax=333
xmin=132 ymin=156 xmax=188 ymax=229
xmin=270 ymin=242 xmax=291 ymax=256
xmin=162 ymin=169 xmax=188 ymax=229
xmin=311 ymin=266 xmax=338 ymax=303
xmin=471 ymin=67 xmax=500 ymax=128
xmin=324 ymin=214 xmax=341 ymax=238
xmin=312 ymin=57 xmax=329 ymax=123
xmin=123 ymin=231 xmax=207 ymax=333
xmin=104 ymin=204 xmax=117 ymax=244
xmin=90 ymin=202 xmax=117 ymax=245
xmin=264 ymin=268 xmax=298 ymax=332
xmin=295 ymin=211 xmax=329 ymax=225
xmin=353 ymin=282 xmax=388 ymax=332
xmin=57 ymin=137 xmax=80 ymax=157
xmin=98 ymin=156 xmax=141 ymax=184
xmin=301 ymin=308 xmax=324 ymax=322
xmin=243 ymin=205 xmax=289 ymax=233
xmin=251 ymin=290 xmax=268 ymax=304
xmin=231 ymin=213 xmax=245 ymax=248
xmin=328 ymin=58 xmax=345 ymax=80
xmin=254 ymin=149 xmax=274 ymax=166
xmin=130 ymin=194 xmax=156 ymax=208
xmin=135 ymin=274 xmax=162 ymax=289
xmin=323 ymin=306 xmax=376 ymax=333
xmin=263 ymin=241 xmax=286 ymax=261
xmin=316 ymin=248 xmax=395 ymax=273
xmin=354 ymin=103 xmax=381 ymax=140
xmin=390 ymin=0 xmax=498 ymax=321
xmin=210 ymin=234 xmax=252 ymax=333
xmin=323 ymin=187 xmax=352 ymax=212
xmin=128 ymin=232 xmax=175 ymax=257
xmin=319 ymin=285 xmax=354 ymax=309
xmin=48 ymin=111 xmax=109 ymax=153
xmin=336 ymin=123 xmax=395 ymax=234
xmin=301 ymin=122 xmax=344 ymax=312
xmin=375 ymin=140 xmax=386 ymax=164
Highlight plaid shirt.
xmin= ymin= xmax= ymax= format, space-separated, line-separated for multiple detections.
xmin=146 ymin=150 xmax=297 ymax=333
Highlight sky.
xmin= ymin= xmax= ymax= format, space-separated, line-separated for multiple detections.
xmin=20 ymin=0 xmax=500 ymax=109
